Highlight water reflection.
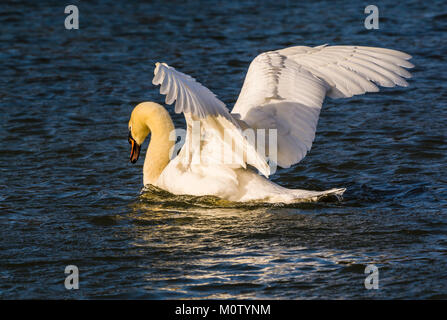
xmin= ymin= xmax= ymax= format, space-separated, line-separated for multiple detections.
xmin=123 ymin=188 xmax=374 ymax=298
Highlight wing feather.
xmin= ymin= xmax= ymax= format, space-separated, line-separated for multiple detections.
xmin=152 ymin=62 xmax=270 ymax=176
xmin=232 ymin=45 xmax=413 ymax=168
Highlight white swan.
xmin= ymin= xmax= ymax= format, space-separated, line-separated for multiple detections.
xmin=128 ymin=45 xmax=413 ymax=203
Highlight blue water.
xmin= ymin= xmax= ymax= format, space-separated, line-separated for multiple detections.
xmin=0 ymin=0 xmax=446 ymax=299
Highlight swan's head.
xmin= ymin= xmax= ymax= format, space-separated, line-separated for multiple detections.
xmin=128 ymin=103 xmax=152 ymax=163
xmin=127 ymin=101 xmax=175 ymax=165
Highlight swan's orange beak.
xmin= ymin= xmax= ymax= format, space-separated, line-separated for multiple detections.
xmin=128 ymin=131 xmax=140 ymax=164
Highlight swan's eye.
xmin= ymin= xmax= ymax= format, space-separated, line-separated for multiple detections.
xmin=128 ymin=131 xmax=133 ymax=145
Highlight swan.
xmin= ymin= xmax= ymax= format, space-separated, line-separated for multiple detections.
xmin=128 ymin=44 xmax=413 ymax=203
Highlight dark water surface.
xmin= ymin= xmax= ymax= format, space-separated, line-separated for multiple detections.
xmin=1 ymin=0 xmax=446 ymax=299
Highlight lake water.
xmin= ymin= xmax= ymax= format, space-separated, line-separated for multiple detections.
xmin=0 ymin=0 xmax=446 ymax=299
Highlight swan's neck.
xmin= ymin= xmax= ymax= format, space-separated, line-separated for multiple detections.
xmin=138 ymin=103 xmax=175 ymax=186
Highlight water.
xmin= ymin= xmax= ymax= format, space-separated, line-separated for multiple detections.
xmin=1 ymin=0 xmax=446 ymax=299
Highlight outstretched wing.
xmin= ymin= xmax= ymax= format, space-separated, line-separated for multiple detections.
xmin=152 ymin=62 xmax=270 ymax=176
xmin=231 ymin=45 xmax=413 ymax=168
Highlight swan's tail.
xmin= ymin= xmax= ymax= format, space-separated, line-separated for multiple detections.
xmin=290 ymin=187 xmax=346 ymax=202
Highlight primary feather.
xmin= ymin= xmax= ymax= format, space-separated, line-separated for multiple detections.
xmin=152 ymin=62 xmax=271 ymax=177
xmin=231 ymin=45 xmax=413 ymax=168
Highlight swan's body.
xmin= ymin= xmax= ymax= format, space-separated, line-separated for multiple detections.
xmin=130 ymin=102 xmax=344 ymax=203
xmin=128 ymin=45 xmax=413 ymax=203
